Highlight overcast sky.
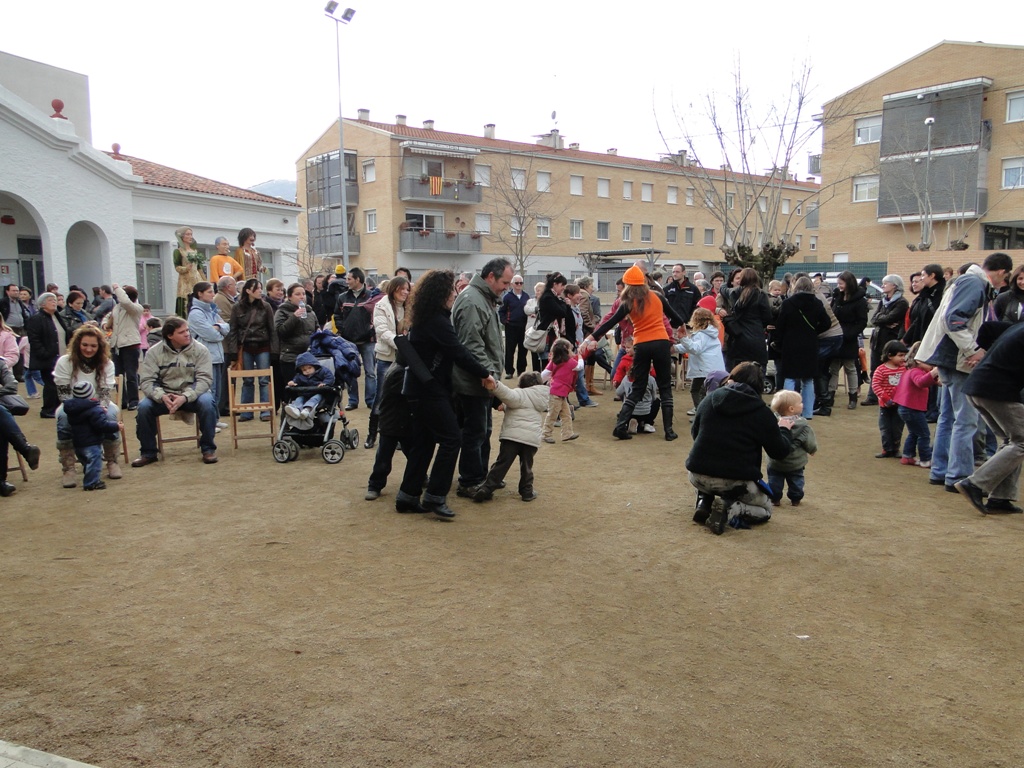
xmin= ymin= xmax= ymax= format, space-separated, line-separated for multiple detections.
xmin=2 ymin=0 xmax=1016 ymax=190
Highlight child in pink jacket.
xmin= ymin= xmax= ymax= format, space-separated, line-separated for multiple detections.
xmin=892 ymin=341 xmax=939 ymax=467
xmin=541 ymin=338 xmax=583 ymax=443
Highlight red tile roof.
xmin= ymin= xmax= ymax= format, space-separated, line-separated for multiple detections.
xmin=352 ymin=120 xmax=820 ymax=190
xmin=106 ymin=153 xmax=300 ymax=207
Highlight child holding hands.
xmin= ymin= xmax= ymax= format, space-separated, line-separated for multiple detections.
xmin=892 ymin=341 xmax=939 ymax=467
xmin=871 ymin=340 xmax=909 ymax=458
xmin=475 ymin=372 xmax=549 ymax=502
xmin=542 ymin=338 xmax=583 ymax=443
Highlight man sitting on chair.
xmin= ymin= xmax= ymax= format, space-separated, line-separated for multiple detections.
xmin=132 ymin=317 xmax=219 ymax=467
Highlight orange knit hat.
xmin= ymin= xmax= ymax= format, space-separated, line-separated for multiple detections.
xmin=623 ymin=265 xmax=646 ymax=285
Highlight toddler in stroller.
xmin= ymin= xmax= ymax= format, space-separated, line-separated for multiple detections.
xmin=284 ymin=352 xmax=334 ymax=426
xmin=274 ymin=351 xmax=359 ymax=463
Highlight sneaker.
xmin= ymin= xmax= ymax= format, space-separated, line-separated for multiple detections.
xmin=301 ymin=408 xmax=312 ymax=419
xmin=627 ymin=418 xmax=638 ymax=435
xmin=521 ymin=492 xmax=538 ymax=502
xmin=472 ymin=487 xmax=493 ymax=503
xmin=984 ymin=498 xmax=1024 ymax=514
xmin=83 ymin=481 xmax=107 ymax=491
xmin=790 ymin=499 xmax=801 ymax=507
xmin=553 ymin=420 xmax=561 ymax=428
xmin=642 ymin=424 xmax=657 ymax=434
xmin=707 ymin=500 xmax=733 ymax=535
xmin=580 ymin=401 xmax=599 ymax=408
xmin=364 ymin=489 xmax=380 ymax=501
xmin=917 ymin=460 xmax=931 ymax=468
xmin=455 ymin=485 xmax=479 ymax=499
xmin=875 ymin=451 xmax=897 ymax=459
xmin=216 ymin=421 xmax=228 ymax=430
xmin=686 ymin=408 xmax=696 ymax=416
xmin=954 ymin=478 xmax=987 ymax=515
xmin=900 ymin=456 xmax=917 ymax=466
xmin=284 ymin=405 xmax=300 ymax=419
xmin=563 ymin=433 xmax=579 ymax=441
xmin=543 ymin=437 xmax=556 ymax=444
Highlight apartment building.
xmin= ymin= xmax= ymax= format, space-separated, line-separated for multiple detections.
xmin=816 ymin=41 xmax=1024 ymax=276
xmin=296 ymin=111 xmax=819 ymax=282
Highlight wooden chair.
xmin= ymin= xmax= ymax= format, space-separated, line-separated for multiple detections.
xmin=113 ymin=375 xmax=130 ymax=462
xmin=227 ymin=367 xmax=276 ymax=449
xmin=155 ymin=413 xmax=201 ymax=458
xmin=14 ymin=453 xmax=28 ymax=482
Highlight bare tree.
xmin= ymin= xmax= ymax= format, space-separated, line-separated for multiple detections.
xmin=486 ymin=154 xmax=572 ymax=276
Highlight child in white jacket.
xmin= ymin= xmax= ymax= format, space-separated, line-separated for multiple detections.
xmin=674 ymin=307 xmax=726 ymax=413
xmin=475 ymin=372 xmax=549 ymax=502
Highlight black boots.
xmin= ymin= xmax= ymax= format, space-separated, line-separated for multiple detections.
xmin=694 ymin=492 xmax=714 ymax=524
xmin=813 ymin=392 xmax=833 ymax=417
xmin=662 ymin=404 xmax=678 ymax=441
xmin=848 ymin=394 xmax=858 ymax=410
xmin=364 ymin=412 xmax=378 ymax=449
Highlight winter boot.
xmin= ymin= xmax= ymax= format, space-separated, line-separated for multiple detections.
xmin=693 ymin=491 xmax=714 ymax=524
xmin=103 ymin=440 xmax=123 ymax=480
xmin=57 ymin=441 xmax=77 ymax=488
xmin=813 ymin=392 xmax=833 ymax=417
xmin=585 ymin=366 xmax=601 ymax=396
xmin=848 ymin=393 xmax=858 ymax=410
xmin=612 ymin=402 xmax=635 ymax=440
xmin=662 ymin=403 xmax=678 ymax=441
xmin=364 ymin=411 xmax=379 ymax=449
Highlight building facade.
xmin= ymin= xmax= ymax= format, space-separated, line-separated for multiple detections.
xmin=296 ymin=111 xmax=820 ymax=285
xmin=816 ymin=41 xmax=1024 ymax=274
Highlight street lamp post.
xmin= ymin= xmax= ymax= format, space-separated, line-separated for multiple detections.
xmin=325 ymin=3 xmax=355 ymax=271
xmin=923 ymin=116 xmax=935 ymax=249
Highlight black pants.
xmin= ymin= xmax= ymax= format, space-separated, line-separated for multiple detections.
xmin=368 ymin=433 xmax=411 ymax=493
xmin=114 ymin=344 xmax=140 ymax=408
xmin=878 ymin=405 xmax=904 ymax=454
xmin=504 ymin=324 xmax=527 ymax=376
xmin=615 ymin=338 xmax=674 ymax=431
xmin=481 ymin=439 xmax=536 ymax=496
xmin=40 ymin=365 xmax=59 ymax=417
xmin=400 ymin=395 xmax=462 ymax=503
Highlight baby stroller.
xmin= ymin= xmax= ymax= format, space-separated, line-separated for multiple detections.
xmin=272 ymin=354 xmax=359 ymax=464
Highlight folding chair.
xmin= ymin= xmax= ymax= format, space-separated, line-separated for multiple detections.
xmin=113 ymin=375 xmax=130 ymax=462
xmin=227 ymin=367 xmax=276 ymax=449
xmin=155 ymin=414 xmax=202 ymax=458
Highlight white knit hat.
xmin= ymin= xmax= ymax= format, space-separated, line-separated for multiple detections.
xmin=72 ymin=381 xmax=95 ymax=399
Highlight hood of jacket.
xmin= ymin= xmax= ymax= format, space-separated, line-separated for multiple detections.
xmin=708 ymin=382 xmax=765 ymax=417
xmin=62 ymin=396 xmax=99 ymax=419
xmin=294 ymin=351 xmax=321 ymax=369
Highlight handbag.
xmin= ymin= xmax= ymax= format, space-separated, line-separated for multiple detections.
xmin=0 ymin=393 xmax=29 ymax=416
xmin=524 ymin=316 xmax=552 ymax=353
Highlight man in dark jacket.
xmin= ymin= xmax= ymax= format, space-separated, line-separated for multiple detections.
xmin=903 ymin=263 xmax=946 ymax=346
xmin=664 ymin=264 xmax=701 ymax=325
xmin=24 ymin=292 xmax=68 ymax=418
xmin=332 ymin=267 xmax=378 ymax=410
xmin=500 ymin=274 xmax=530 ymax=378
xmin=0 ymin=283 xmax=29 ymax=335
xmin=686 ymin=361 xmax=794 ymax=534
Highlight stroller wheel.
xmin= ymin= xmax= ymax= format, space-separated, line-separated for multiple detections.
xmin=346 ymin=429 xmax=360 ymax=450
xmin=287 ymin=439 xmax=301 ymax=461
xmin=272 ymin=441 xmax=292 ymax=463
xmin=762 ymin=378 xmax=777 ymax=395
xmin=322 ymin=440 xmax=345 ymax=464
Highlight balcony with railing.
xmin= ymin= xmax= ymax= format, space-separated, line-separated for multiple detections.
xmin=399 ymin=229 xmax=483 ymax=253
xmin=398 ymin=176 xmax=483 ymax=204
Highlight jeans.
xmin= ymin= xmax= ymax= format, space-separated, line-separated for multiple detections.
xmin=898 ymin=406 xmax=932 ymax=462
xmin=57 ymin=401 xmax=120 ymax=442
xmin=348 ymin=342 xmax=377 ymax=409
xmin=136 ymin=392 xmax=219 ymax=458
xmin=574 ymin=370 xmax=593 ymax=406
xmin=289 ymin=393 xmax=323 ymax=412
xmin=23 ymin=368 xmax=43 ymax=397
xmin=241 ymin=350 xmax=271 ymax=416
xmin=210 ymin=363 xmax=223 ymax=410
xmin=0 ymin=404 xmax=29 ymax=482
xmin=878 ymin=405 xmax=904 ymax=454
xmin=767 ymin=467 xmax=805 ymax=502
xmin=400 ymin=395 xmax=462 ymax=503
xmin=114 ymin=344 xmax=140 ymax=407
xmin=930 ymin=367 xmax=978 ymax=485
xmin=968 ymin=395 xmax=1024 ymax=501
xmin=372 ymin=359 xmax=392 ymax=415
xmin=76 ymin=444 xmax=103 ymax=487
xmin=783 ymin=377 xmax=815 ymax=419
xmin=456 ymin=393 xmax=493 ymax=487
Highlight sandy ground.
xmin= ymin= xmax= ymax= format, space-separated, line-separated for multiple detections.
xmin=2 ymin=384 xmax=1023 ymax=768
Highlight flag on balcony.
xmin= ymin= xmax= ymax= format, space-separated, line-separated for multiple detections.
xmin=430 ymin=176 xmax=443 ymax=196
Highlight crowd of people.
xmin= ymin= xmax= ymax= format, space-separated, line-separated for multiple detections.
xmin=2 ymin=238 xmax=1022 ymax=532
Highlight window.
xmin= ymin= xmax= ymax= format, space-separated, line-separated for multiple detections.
xmin=667 ymin=185 xmax=678 ymax=205
xmin=666 ymin=226 xmax=678 ymax=244
xmin=475 ymin=213 xmax=491 ymax=234
xmin=365 ymin=209 xmax=377 ymax=233
xmin=703 ymin=228 xmax=715 ymax=246
xmin=537 ymin=171 xmax=551 ymax=193
xmin=833 ymin=252 xmax=850 ymax=263
xmin=623 ymin=181 xmax=633 ymax=200
xmin=640 ymin=224 xmax=653 ymax=243
xmin=570 ymin=219 xmax=583 ymax=239
xmin=622 ymin=223 xmax=632 ymax=242
xmin=511 ymin=168 xmax=526 ymax=191
xmin=597 ymin=221 xmax=610 ymax=240
xmin=853 ymin=174 xmax=880 ymax=202
xmin=794 ymin=233 xmax=802 ymax=248
xmin=809 ymin=235 xmax=818 ymax=251
xmin=536 ymin=217 xmax=551 ymax=238
xmin=686 ymin=187 xmax=694 ymax=206
xmin=641 ymin=183 xmax=653 ymax=202
xmin=474 ymin=165 xmax=491 ymax=186
xmin=511 ymin=216 xmax=524 ymax=237
xmin=758 ymin=197 xmax=767 ymax=212
xmin=855 ymin=115 xmax=882 ymax=145
xmin=135 ymin=242 xmax=166 ymax=314
xmin=362 ymin=160 xmax=376 ymax=183
xmin=685 ymin=227 xmax=694 ymax=245
xmin=704 ymin=191 xmax=715 ymax=208
xmin=782 ymin=198 xmax=791 ymax=215
xmin=795 ymin=201 xmax=803 ymax=215
xmin=1008 ymin=92 xmax=1024 ymax=123
xmin=570 ymin=175 xmax=584 ymax=196
xmin=420 ymin=159 xmax=444 ymax=177
xmin=597 ymin=178 xmax=610 ymax=198
xmin=726 ymin=192 xmax=735 ymax=210
xmin=1002 ymin=157 xmax=1024 ymax=188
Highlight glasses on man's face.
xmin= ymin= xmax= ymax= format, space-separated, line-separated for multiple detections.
xmin=513 ymin=281 xmax=523 ymax=285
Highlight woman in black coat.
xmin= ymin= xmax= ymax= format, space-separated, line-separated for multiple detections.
xmin=534 ymin=272 xmax=573 ymax=358
xmin=719 ymin=268 xmax=773 ymax=370
xmin=395 ymin=269 xmax=493 ymax=521
xmin=828 ymin=271 xmax=869 ymax=409
xmin=774 ymin=276 xmax=831 ymax=418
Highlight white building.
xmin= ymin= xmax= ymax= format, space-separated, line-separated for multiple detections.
xmin=0 ymin=51 xmax=299 ymax=315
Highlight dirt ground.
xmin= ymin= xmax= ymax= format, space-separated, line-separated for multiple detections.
xmin=2 ymin=385 xmax=1023 ymax=768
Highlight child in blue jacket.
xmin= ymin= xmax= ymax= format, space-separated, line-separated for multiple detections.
xmin=63 ymin=381 xmax=121 ymax=490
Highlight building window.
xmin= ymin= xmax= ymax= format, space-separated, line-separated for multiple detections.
xmin=536 ymin=217 xmax=551 ymax=238
xmin=362 ymin=160 xmax=376 ymax=183
xmin=474 ymin=165 xmax=491 ymax=186
xmin=511 ymin=216 xmax=524 ymax=237
xmin=570 ymin=219 xmax=583 ymax=239
xmin=833 ymin=252 xmax=850 ymax=263
xmin=365 ymin=209 xmax=377 ymax=233
xmin=705 ymin=191 xmax=716 ymax=208
xmin=853 ymin=174 xmax=880 ymax=202
xmin=1008 ymin=92 xmax=1024 ymax=123
xmin=597 ymin=221 xmax=610 ymax=240
xmin=640 ymin=224 xmax=653 ymax=243
xmin=809 ymin=235 xmax=818 ymax=251
xmin=511 ymin=168 xmax=526 ymax=191
xmin=794 ymin=233 xmax=802 ymax=248
xmin=685 ymin=227 xmax=694 ymax=245
xmin=623 ymin=181 xmax=633 ymax=200
xmin=686 ymin=187 xmax=694 ymax=206
xmin=795 ymin=201 xmax=803 ymax=215
xmin=622 ymin=223 xmax=632 ymax=242
xmin=703 ymin=228 xmax=715 ymax=246
xmin=758 ymin=197 xmax=767 ymax=212
xmin=666 ymin=226 xmax=677 ymax=244
xmin=475 ymin=213 xmax=491 ymax=234
xmin=537 ymin=171 xmax=551 ymax=193
xmin=667 ymin=185 xmax=678 ymax=205
xmin=726 ymin=192 xmax=735 ymax=210
xmin=641 ymin=183 xmax=653 ymax=202
xmin=135 ymin=243 xmax=166 ymax=314
xmin=570 ymin=175 xmax=584 ymax=196
xmin=781 ymin=198 xmax=790 ymax=215
xmin=597 ymin=178 xmax=610 ymax=198
xmin=855 ymin=115 xmax=882 ymax=145
xmin=1002 ymin=157 xmax=1024 ymax=188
